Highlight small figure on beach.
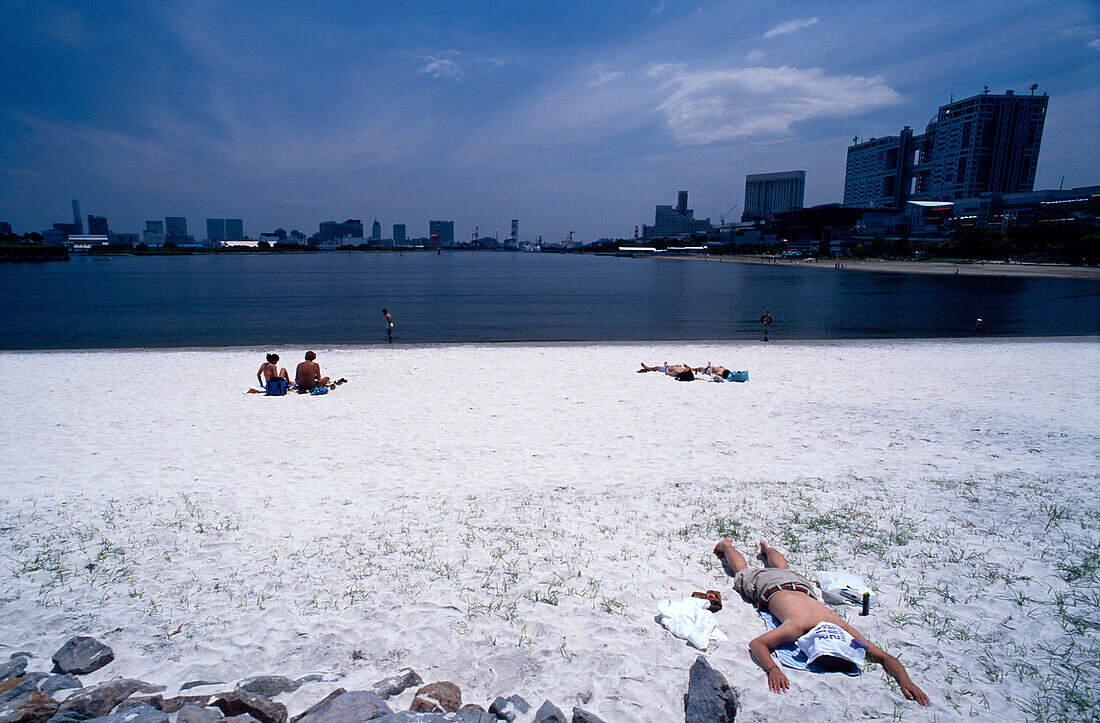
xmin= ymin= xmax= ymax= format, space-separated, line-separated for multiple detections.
xmin=974 ymin=317 xmax=983 ymax=333
xmin=760 ymin=308 xmax=774 ymax=342
xmin=295 ymin=351 xmax=331 ymax=393
xmin=713 ymin=538 xmax=930 ymax=706
xmin=693 ymin=363 xmax=742 ymax=382
xmin=637 ymin=362 xmax=695 ymax=381
xmin=257 ymin=353 xmax=290 ymax=391
xmin=382 ymin=308 xmax=394 ymax=342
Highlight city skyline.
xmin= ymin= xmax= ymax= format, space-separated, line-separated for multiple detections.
xmin=1 ymin=1 xmax=1098 ymax=241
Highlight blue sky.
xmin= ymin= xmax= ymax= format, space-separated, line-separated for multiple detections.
xmin=1 ymin=0 xmax=1097 ymax=242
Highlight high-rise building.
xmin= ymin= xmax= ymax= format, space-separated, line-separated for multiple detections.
xmin=72 ymin=200 xmax=83 ymax=234
xmin=844 ymin=88 xmax=1048 ymax=207
xmin=742 ymin=171 xmax=806 ymax=222
xmin=393 ymin=224 xmax=406 ymax=246
xmin=86 ymin=215 xmax=109 ymax=235
xmin=641 ymin=191 xmax=711 ymax=239
xmin=429 ymin=220 xmax=455 ymax=247
xmin=371 ymin=219 xmax=381 ymax=241
xmin=146 ymin=220 xmax=163 ymax=233
xmin=511 ymin=219 xmax=519 ymax=243
xmin=165 ymin=217 xmax=187 ymax=235
xmin=225 ymin=219 xmax=244 ymax=240
xmin=206 ymin=218 xmax=227 ymax=243
xmin=319 ymin=219 xmax=363 ymax=246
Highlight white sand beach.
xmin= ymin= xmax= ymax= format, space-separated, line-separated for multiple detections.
xmin=1 ymin=339 xmax=1097 ymax=721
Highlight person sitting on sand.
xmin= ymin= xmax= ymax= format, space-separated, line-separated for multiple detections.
xmin=637 ymin=362 xmax=695 ymax=381
xmin=257 ymin=353 xmax=290 ymax=389
xmin=713 ymin=538 xmax=930 ymax=707
xmin=295 ymin=351 xmax=331 ymax=393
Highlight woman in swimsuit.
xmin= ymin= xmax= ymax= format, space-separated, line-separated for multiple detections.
xmin=257 ymin=353 xmax=290 ymax=388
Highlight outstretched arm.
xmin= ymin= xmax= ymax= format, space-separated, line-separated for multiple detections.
xmin=748 ymin=624 xmax=802 ymax=694
xmin=836 ymin=621 xmax=930 ymax=707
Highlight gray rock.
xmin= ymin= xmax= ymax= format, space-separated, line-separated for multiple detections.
xmin=51 ymin=679 xmax=161 ymax=723
xmin=368 ymin=671 xmax=420 ymax=701
xmin=222 ymin=717 xmax=261 ymax=723
xmin=234 ymin=680 xmax=301 ymax=701
xmin=0 ymin=661 xmax=27 ymax=685
xmin=211 ymin=693 xmax=286 ymax=723
xmin=0 ymin=679 xmax=39 ymax=706
xmin=569 ymin=709 xmax=606 ymax=723
xmin=175 ymin=706 xmax=223 ymax=723
xmin=160 ymin=697 xmax=212 ymax=715
xmin=288 ymin=690 xmax=343 ymax=723
xmin=88 ymin=704 xmax=167 ymax=723
xmin=40 ymin=678 xmax=82 ymax=698
xmin=51 ymin=639 xmax=114 ymax=676
xmin=179 ymin=684 xmax=223 ymax=693
xmin=488 ymin=696 xmax=529 ymax=722
xmin=8 ymin=656 xmax=32 ymax=662
xmin=684 ymin=656 xmax=737 ymax=723
xmin=291 ymin=678 xmax=324 ymax=687
xmin=373 ymin=713 xmax=493 ymax=723
xmin=0 ymin=690 xmax=58 ymax=723
xmin=533 ymin=700 xmax=566 ymax=723
xmin=294 ymin=691 xmax=391 ymax=723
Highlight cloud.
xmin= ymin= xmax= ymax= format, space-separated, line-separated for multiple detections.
xmin=764 ymin=17 xmax=819 ymax=39
xmin=1090 ymin=38 xmax=1100 ymax=51
xmin=745 ymin=49 xmax=765 ymax=62
xmin=417 ymin=51 xmax=506 ymax=81
xmin=419 ymin=56 xmax=463 ymax=80
xmin=646 ymin=64 xmax=901 ymax=144
xmin=586 ymin=63 xmax=623 ymax=86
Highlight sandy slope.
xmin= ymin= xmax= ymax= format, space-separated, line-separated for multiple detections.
xmin=0 ymin=339 xmax=1097 ymax=721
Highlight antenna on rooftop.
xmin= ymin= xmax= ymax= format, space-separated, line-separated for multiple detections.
xmin=982 ymin=85 xmax=989 ymax=94
xmin=1029 ymin=83 xmax=1039 ymax=95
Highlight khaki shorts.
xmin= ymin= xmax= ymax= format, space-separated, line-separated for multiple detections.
xmin=732 ymin=568 xmax=816 ymax=606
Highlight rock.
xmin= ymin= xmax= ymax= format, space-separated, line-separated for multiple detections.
xmin=368 ymin=671 xmax=421 ymax=701
xmin=533 ymin=700 xmax=567 ymax=723
xmin=51 ymin=639 xmax=114 ymax=676
xmin=569 ymin=709 xmax=606 ymax=723
xmin=180 ymin=684 xmax=223 ymax=693
xmin=222 ymin=717 xmax=261 ymax=723
xmin=0 ymin=680 xmax=39 ymax=706
xmin=408 ymin=684 xmax=459 ymax=715
xmin=51 ymin=680 xmax=165 ymax=723
xmin=175 ymin=705 xmax=223 ymax=723
xmin=487 ymin=696 xmax=529 ymax=722
xmin=684 ymin=656 xmax=738 ymax=723
xmin=110 ymin=699 xmax=164 ymax=715
xmin=234 ymin=680 xmax=302 ymax=700
xmin=160 ymin=696 xmax=213 ymax=715
xmin=8 ymin=656 xmax=32 ymax=662
xmin=372 ymin=713 xmax=492 ymax=723
xmin=87 ymin=704 xmax=167 ymax=723
xmin=0 ymin=690 xmax=58 ymax=723
xmin=294 ymin=691 xmax=391 ymax=723
xmin=211 ymin=693 xmax=286 ymax=723
xmin=39 ymin=678 xmax=82 ymax=698
xmin=0 ymin=661 xmax=27 ymax=684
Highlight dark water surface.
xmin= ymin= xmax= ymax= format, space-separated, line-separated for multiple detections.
xmin=0 ymin=253 xmax=1097 ymax=349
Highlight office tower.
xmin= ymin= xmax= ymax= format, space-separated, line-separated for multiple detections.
xmin=743 ymin=171 xmax=806 ymax=222
xmin=225 ymin=219 xmax=244 ymax=240
xmin=371 ymin=219 xmax=381 ymax=241
xmin=511 ymin=219 xmax=519 ymax=243
xmin=844 ymin=88 xmax=1048 ymax=206
xmin=429 ymin=220 xmax=455 ymax=246
xmin=206 ymin=218 xmax=227 ymax=243
xmin=86 ymin=215 xmax=109 ymax=235
xmin=165 ymin=217 xmax=187 ymax=235
xmin=393 ymin=224 xmax=406 ymax=245
xmin=146 ymin=220 xmax=164 ymax=233
xmin=319 ymin=219 xmax=363 ymax=245
xmin=72 ymin=200 xmax=83 ymax=234
xmin=641 ymin=191 xmax=711 ymax=239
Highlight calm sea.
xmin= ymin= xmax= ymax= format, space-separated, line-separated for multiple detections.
xmin=0 ymin=252 xmax=1097 ymax=349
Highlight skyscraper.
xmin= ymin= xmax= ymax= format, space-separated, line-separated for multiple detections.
xmin=429 ymin=220 xmax=455 ymax=247
xmin=72 ymin=200 xmax=83 ymax=234
xmin=393 ymin=224 xmax=406 ymax=246
xmin=742 ymin=171 xmax=806 ymax=222
xmin=206 ymin=218 xmax=227 ymax=243
xmin=86 ymin=215 xmax=109 ymax=235
xmin=511 ymin=219 xmax=519 ymax=244
xmin=642 ymin=191 xmax=710 ymax=239
xmin=371 ymin=219 xmax=381 ymax=241
xmin=225 ymin=219 xmax=244 ymax=240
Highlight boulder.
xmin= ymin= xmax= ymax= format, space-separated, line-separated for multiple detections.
xmin=86 ymin=704 xmax=167 ymax=723
xmin=488 ymin=696 xmax=529 ymax=722
xmin=222 ymin=717 xmax=262 ymax=723
xmin=175 ymin=705 xmax=223 ymax=723
xmin=0 ymin=661 xmax=27 ymax=685
xmin=368 ymin=671 xmax=421 ymax=701
xmin=684 ymin=656 xmax=737 ymax=723
xmin=51 ymin=639 xmax=114 ymax=676
xmin=289 ymin=690 xmax=344 ymax=723
xmin=533 ymin=700 xmax=567 ymax=723
xmin=180 ymin=684 xmax=223 ymax=693
xmin=110 ymin=699 xmax=164 ymax=714
xmin=569 ymin=709 xmax=606 ymax=723
xmin=159 ymin=696 xmax=213 ymax=715
xmin=0 ymin=679 xmax=39 ymax=706
xmin=408 ymin=684 xmax=459 ymax=715
xmin=235 ymin=679 xmax=301 ymax=700
xmin=293 ymin=691 xmax=391 ymax=723
xmin=211 ymin=693 xmax=286 ymax=723
xmin=0 ymin=691 xmax=58 ymax=723
xmin=39 ymin=679 xmax=81 ymax=698
xmin=49 ymin=679 xmax=160 ymax=722
xmin=372 ymin=713 xmax=491 ymax=723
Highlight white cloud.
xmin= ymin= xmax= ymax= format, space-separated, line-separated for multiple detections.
xmin=764 ymin=17 xmax=819 ymax=39
xmin=419 ymin=57 xmax=462 ymax=80
xmin=417 ymin=51 xmax=506 ymax=81
xmin=745 ymin=49 xmax=765 ymax=62
xmin=1089 ymin=38 xmax=1100 ymax=51
xmin=586 ymin=63 xmax=623 ymax=86
xmin=646 ymin=64 xmax=901 ymax=144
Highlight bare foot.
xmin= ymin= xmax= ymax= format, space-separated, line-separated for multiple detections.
xmin=714 ymin=538 xmax=734 ymax=557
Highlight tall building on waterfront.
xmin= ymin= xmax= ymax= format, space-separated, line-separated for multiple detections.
xmin=742 ymin=171 xmax=805 ymax=222
xmin=430 ymin=220 xmax=455 ymax=247
xmin=371 ymin=219 xmax=381 ymax=241
xmin=146 ymin=220 xmax=163 ymax=233
xmin=844 ymin=88 xmax=1048 ymax=207
xmin=393 ymin=224 xmax=406 ymax=246
xmin=225 ymin=219 xmax=243 ymax=240
xmin=165 ymin=217 xmax=187 ymax=236
xmin=72 ymin=200 xmax=83 ymax=234
xmin=206 ymin=218 xmax=226 ymax=243
xmin=642 ymin=190 xmax=710 ymax=239
xmin=319 ymin=219 xmax=363 ymax=246
xmin=86 ymin=215 xmax=108 ymax=235
xmin=511 ymin=219 xmax=519 ymax=244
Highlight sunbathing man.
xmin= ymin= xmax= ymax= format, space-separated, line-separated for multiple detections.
xmin=257 ymin=353 xmax=290 ymax=389
xmin=693 ymin=362 xmax=741 ymax=381
xmin=713 ymin=538 xmax=930 ymax=706
xmin=637 ymin=362 xmax=695 ymax=381
xmin=295 ymin=350 xmax=331 ymax=393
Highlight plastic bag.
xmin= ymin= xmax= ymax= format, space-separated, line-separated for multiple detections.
xmin=814 ymin=571 xmax=875 ymax=607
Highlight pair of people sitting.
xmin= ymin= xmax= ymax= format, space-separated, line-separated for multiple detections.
xmin=256 ymin=351 xmax=343 ymax=395
xmin=637 ymin=361 xmax=742 ymax=382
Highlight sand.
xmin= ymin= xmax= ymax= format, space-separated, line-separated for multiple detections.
xmin=0 ymin=339 xmax=1097 ymax=721
xmin=712 ymin=255 xmax=1100 ymax=280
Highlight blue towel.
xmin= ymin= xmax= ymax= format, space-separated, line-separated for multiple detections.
xmin=309 ymin=386 xmax=328 ymax=395
xmin=759 ymin=611 xmax=861 ymax=676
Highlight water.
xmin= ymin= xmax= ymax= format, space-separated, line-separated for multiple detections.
xmin=0 ymin=252 xmax=1097 ymax=349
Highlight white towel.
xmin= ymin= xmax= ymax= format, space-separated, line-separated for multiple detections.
xmin=657 ymin=596 xmax=728 ymax=650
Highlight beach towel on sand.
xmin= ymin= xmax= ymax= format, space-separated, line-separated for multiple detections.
xmin=657 ymin=597 xmax=728 ymax=650
xmin=759 ymin=611 xmax=861 ymax=676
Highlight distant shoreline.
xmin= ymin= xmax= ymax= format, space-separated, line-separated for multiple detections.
xmin=703 ymin=255 xmax=1100 ymax=280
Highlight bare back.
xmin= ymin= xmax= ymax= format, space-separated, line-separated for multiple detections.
xmin=296 ymin=360 xmax=320 ymax=389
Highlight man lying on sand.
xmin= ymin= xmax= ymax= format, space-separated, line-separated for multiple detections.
xmin=637 ymin=362 xmax=694 ymax=381
xmin=693 ymin=363 xmax=741 ymax=381
xmin=713 ymin=538 xmax=930 ymax=707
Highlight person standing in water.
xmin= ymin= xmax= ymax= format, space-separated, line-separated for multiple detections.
xmin=761 ymin=308 xmax=774 ymax=342
xmin=382 ymin=308 xmax=394 ymax=342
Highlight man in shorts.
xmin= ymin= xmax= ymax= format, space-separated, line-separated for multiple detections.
xmin=713 ymin=538 xmax=930 ymax=706
xmin=295 ymin=350 xmax=330 ymax=393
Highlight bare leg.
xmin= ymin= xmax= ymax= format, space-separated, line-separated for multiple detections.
xmin=318 ymin=376 xmax=331 ymax=386
xmin=713 ymin=538 xmax=748 ymax=573
xmin=279 ymin=368 xmax=290 ymax=380
xmin=638 ymin=363 xmax=657 ymax=373
xmin=759 ymin=540 xmax=789 ymax=569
